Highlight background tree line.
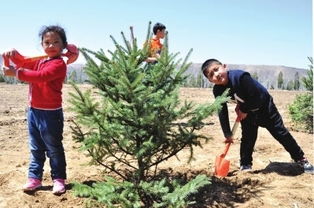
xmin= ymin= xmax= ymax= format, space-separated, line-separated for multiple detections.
xmin=183 ymin=70 xmax=303 ymax=91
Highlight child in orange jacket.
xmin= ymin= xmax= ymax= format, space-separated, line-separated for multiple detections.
xmin=145 ymin=22 xmax=166 ymax=63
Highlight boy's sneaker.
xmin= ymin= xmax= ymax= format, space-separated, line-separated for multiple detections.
xmin=52 ymin=179 xmax=66 ymax=195
xmin=22 ymin=178 xmax=42 ymax=191
xmin=240 ymin=165 xmax=252 ymax=171
xmin=297 ymin=158 xmax=314 ymax=174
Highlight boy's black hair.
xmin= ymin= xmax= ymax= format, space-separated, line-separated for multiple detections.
xmin=201 ymin=58 xmax=222 ymax=76
xmin=39 ymin=25 xmax=68 ymax=48
xmin=153 ymin=22 xmax=166 ymax=35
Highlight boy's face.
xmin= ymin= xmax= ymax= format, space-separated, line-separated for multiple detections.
xmin=156 ymin=29 xmax=166 ymax=39
xmin=204 ymin=63 xmax=228 ymax=85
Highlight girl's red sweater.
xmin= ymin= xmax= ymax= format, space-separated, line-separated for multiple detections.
xmin=17 ymin=57 xmax=67 ymax=109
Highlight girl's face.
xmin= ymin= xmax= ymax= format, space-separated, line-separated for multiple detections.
xmin=41 ymin=31 xmax=64 ymax=58
xmin=205 ymin=63 xmax=228 ymax=85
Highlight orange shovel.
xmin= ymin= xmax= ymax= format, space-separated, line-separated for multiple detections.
xmin=2 ymin=44 xmax=79 ymax=68
xmin=214 ymin=116 xmax=240 ymax=177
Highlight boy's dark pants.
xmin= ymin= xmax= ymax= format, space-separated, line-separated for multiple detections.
xmin=240 ymin=97 xmax=304 ymax=166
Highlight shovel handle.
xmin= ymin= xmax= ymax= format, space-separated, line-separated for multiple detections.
xmin=222 ymin=143 xmax=231 ymax=156
xmin=231 ymin=119 xmax=240 ymax=136
xmin=222 ymin=116 xmax=241 ymax=156
xmin=2 ymin=44 xmax=78 ymax=68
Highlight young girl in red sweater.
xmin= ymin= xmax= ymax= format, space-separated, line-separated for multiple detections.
xmin=2 ymin=25 xmax=69 ymax=194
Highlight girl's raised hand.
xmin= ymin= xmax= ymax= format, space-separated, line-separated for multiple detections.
xmin=2 ymin=65 xmax=17 ymax=77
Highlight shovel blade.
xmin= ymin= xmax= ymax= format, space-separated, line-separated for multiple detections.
xmin=214 ymin=155 xmax=230 ymax=177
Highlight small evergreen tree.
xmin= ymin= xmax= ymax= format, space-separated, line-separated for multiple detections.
xmin=0 ymin=74 xmax=5 ymax=82
xmin=293 ymin=72 xmax=300 ymax=90
xmin=286 ymin=80 xmax=294 ymax=91
xmin=251 ymin=72 xmax=258 ymax=81
xmin=270 ymin=84 xmax=275 ymax=90
xmin=302 ymin=57 xmax=313 ymax=91
xmin=289 ymin=57 xmax=313 ymax=133
xmin=68 ymin=70 xmax=78 ymax=83
xmin=277 ymin=71 xmax=284 ymax=89
xmin=70 ymin=23 xmax=228 ymax=207
xmin=196 ymin=71 xmax=204 ymax=88
xmin=189 ymin=76 xmax=197 ymax=87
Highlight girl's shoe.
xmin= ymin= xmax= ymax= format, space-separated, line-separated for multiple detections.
xmin=52 ymin=179 xmax=66 ymax=194
xmin=22 ymin=178 xmax=42 ymax=191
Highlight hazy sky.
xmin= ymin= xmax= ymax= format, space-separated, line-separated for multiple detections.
xmin=1 ymin=0 xmax=312 ymax=68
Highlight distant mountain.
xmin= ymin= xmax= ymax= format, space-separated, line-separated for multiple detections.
xmin=187 ymin=63 xmax=308 ymax=89
xmin=1 ymin=56 xmax=309 ymax=90
xmin=68 ymin=62 xmax=307 ymax=89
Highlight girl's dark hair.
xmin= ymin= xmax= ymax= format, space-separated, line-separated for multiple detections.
xmin=153 ymin=22 xmax=166 ymax=35
xmin=39 ymin=25 xmax=67 ymax=48
xmin=201 ymin=59 xmax=222 ymax=76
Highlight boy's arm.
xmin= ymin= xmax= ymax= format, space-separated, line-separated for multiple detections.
xmin=213 ymin=86 xmax=232 ymax=139
xmin=218 ymin=103 xmax=232 ymax=138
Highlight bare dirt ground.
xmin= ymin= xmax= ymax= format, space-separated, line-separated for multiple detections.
xmin=0 ymin=83 xmax=313 ymax=208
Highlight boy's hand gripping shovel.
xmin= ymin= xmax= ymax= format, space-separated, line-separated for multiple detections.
xmin=214 ymin=116 xmax=240 ymax=177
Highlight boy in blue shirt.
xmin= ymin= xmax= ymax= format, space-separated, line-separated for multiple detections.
xmin=201 ymin=58 xmax=313 ymax=174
